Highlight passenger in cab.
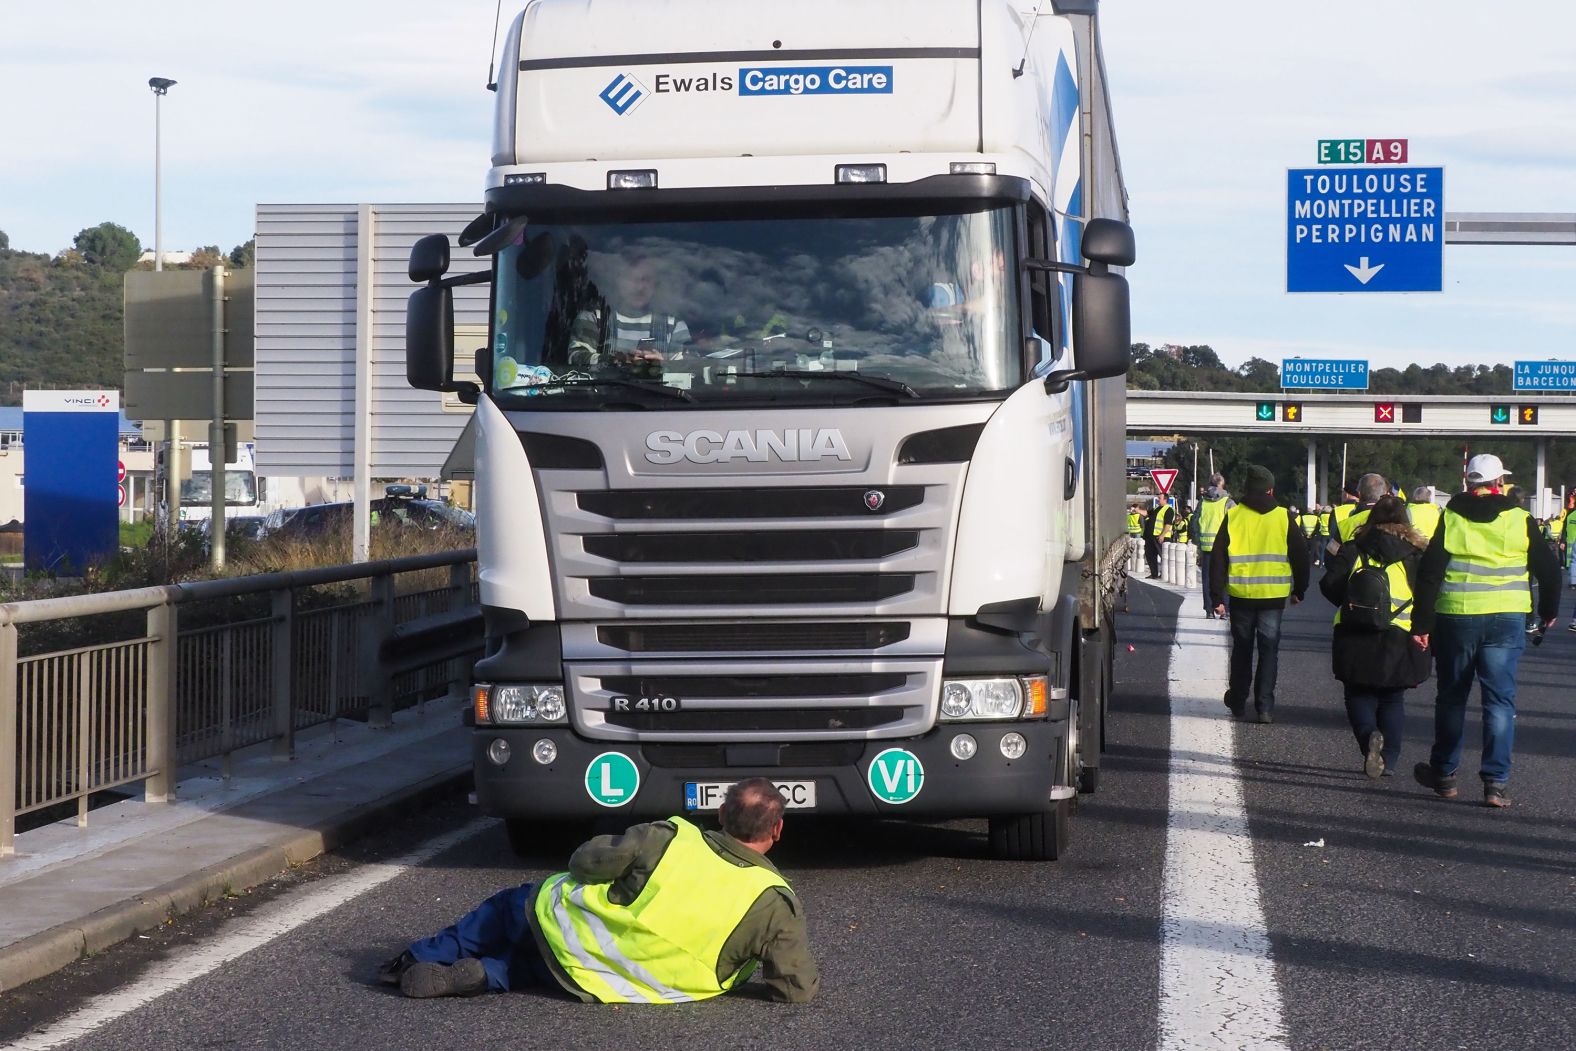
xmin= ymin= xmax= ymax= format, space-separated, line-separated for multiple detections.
xmin=1318 ymin=496 xmax=1431 ymax=778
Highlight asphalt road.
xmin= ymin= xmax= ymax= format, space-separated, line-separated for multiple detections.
xmin=2 ymin=575 xmax=1572 ymax=1050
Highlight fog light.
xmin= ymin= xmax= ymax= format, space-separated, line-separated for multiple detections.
xmin=941 ymin=682 xmax=973 ymax=719
xmin=487 ymin=738 xmax=512 ymax=766
xmin=949 ymin=734 xmax=978 ymax=761
xmin=1000 ymin=732 xmax=1027 ymax=760
xmin=532 ymin=738 xmax=557 ymax=765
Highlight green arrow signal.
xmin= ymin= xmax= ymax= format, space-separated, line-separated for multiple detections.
xmin=1491 ymin=406 xmax=1510 ymax=424
xmin=1256 ymin=402 xmax=1275 ymax=420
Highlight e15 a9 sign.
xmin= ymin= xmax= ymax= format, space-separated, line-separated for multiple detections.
xmin=1318 ymin=138 xmax=1407 ymax=164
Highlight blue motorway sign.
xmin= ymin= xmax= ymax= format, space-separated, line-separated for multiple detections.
xmin=1281 ymin=358 xmax=1369 ymax=390
xmin=1513 ymin=360 xmax=1576 ymax=392
xmin=1287 ymin=167 xmax=1444 ymax=293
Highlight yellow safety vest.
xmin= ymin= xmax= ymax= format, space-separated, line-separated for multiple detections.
xmin=1338 ymin=507 xmax=1371 ymax=543
xmin=1317 ymin=510 xmax=1332 ymax=538
xmin=1298 ymin=513 xmax=1319 ymax=536
xmin=1407 ymin=501 xmax=1441 ymax=540
xmin=1126 ymin=510 xmax=1142 ymax=537
xmin=1435 ymin=507 xmax=1532 ymax=616
xmin=1196 ymin=497 xmax=1228 ymax=553
xmin=1333 ymin=503 xmax=1357 ymax=538
xmin=1152 ymin=504 xmax=1174 ymax=540
xmin=1225 ymin=504 xmax=1293 ymax=600
xmin=533 ymin=817 xmax=789 ymax=1004
xmin=1333 ymin=551 xmax=1415 ymax=632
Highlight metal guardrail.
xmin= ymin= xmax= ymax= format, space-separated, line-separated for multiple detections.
xmin=1 ymin=549 xmax=481 ymax=856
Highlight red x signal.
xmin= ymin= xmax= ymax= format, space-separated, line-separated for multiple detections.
xmin=1374 ymin=402 xmax=1395 ymax=423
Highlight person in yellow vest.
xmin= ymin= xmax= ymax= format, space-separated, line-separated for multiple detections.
xmin=1192 ymin=474 xmax=1233 ymax=618
xmin=1126 ymin=505 xmax=1143 ymax=539
xmin=1330 ymin=473 xmax=1389 ymax=552
xmin=1318 ymin=496 xmax=1431 ymax=778
xmin=381 ymin=778 xmax=817 ymax=1001
xmin=1209 ymin=465 xmax=1310 ymax=722
xmin=1408 ymin=485 xmax=1442 ymax=541
xmin=1411 ymin=454 xmax=1561 ymax=808
xmin=1297 ymin=506 xmax=1321 ymax=568
xmin=1560 ymin=493 xmax=1576 ymax=613
xmin=1143 ymin=498 xmax=1175 ymax=579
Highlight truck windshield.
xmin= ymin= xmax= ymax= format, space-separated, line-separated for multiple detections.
xmin=181 ymin=471 xmax=258 ymax=506
xmin=490 ymin=204 xmax=1020 ymax=408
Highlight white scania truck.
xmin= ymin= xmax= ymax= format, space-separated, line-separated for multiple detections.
xmin=406 ymin=0 xmax=1133 ymax=859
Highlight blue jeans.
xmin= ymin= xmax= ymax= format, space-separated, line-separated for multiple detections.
xmin=1344 ymin=686 xmax=1405 ymax=768
xmin=1429 ymin=612 xmax=1526 ymax=784
xmin=1226 ymin=605 xmax=1283 ymax=713
xmin=408 ymin=882 xmax=553 ymax=992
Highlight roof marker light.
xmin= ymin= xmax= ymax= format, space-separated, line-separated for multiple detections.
xmin=504 ymin=172 xmax=546 ymax=185
xmin=608 ymin=169 xmax=658 ymax=190
xmin=950 ymin=162 xmax=997 ymax=175
xmin=835 ymin=164 xmax=887 ymax=184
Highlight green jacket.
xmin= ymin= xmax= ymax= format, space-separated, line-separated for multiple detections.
xmin=528 ymin=819 xmax=819 ymax=1004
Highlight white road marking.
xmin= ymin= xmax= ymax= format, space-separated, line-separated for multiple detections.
xmin=1158 ymin=612 xmax=1291 ymax=1051
xmin=8 ymin=819 xmax=493 ymax=1050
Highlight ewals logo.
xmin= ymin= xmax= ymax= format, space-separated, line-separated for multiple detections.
xmin=599 ymin=72 xmax=648 ymax=116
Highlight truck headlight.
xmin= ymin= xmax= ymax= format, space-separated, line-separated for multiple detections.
xmin=939 ymin=678 xmax=1023 ymax=721
xmin=482 ymin=684 xmax=567 ymax=725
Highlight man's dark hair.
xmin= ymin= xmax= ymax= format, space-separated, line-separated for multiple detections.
xmin=720 ymin=777 xmax=785 ymax=841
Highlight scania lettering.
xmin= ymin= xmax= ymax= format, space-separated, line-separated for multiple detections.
xmin=644 ymin=428 xmax=853 ymax=464
xmin=405 ymin=0 xmax=1135 ymax=861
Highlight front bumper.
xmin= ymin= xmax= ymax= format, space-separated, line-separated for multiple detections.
xmin=472 ymin=720 xmax=1066 ymax=820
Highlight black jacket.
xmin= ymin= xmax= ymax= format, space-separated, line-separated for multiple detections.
xmin=1412 ymin=490 xmax=1562 ymax=633
xmin=1319 ymin=521 xmax=1432 ymax=689
xmin=1208 ymin=491 xmax=1311 ymax=610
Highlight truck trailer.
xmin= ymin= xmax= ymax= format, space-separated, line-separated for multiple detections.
xmin=405 ymin=0 xmax=1133 ymax=860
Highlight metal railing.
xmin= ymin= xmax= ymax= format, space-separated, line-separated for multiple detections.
xmin=1 ymin=549 xmax=481 ymax=856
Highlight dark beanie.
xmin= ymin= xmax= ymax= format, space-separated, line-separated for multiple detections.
xmin=1243 ymin=465 xmax=1276 ymax=496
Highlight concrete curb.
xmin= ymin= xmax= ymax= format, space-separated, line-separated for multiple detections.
xmin=0 ymin=763 xmax=471 ymax=995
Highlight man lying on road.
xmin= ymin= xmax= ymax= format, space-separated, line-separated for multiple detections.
xmin=378 ymin=777 xmax=818 ymax=1003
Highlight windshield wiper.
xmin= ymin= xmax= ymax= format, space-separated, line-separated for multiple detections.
xmin=538 ymin=377 xmax=694 ymax=402
xmin=734 ymin=370 xmax=920 ymax=399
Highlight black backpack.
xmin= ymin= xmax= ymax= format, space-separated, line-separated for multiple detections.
xmin=1343 ymin=552 xmax=1411 ymax=630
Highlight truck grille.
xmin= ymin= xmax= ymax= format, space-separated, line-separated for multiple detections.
xmin=582 ymin=529 xmax=919 ymax=563
xmin=608 ymin=708 xmax=904 ymax=733
xmin=596 ymin=622 xmax=912 ymax=653
xmin=641 ymin=742 xmax=866 ymax=769
xmin=588 ymin=574 xmax=916 ymax=606
xmin=577 ymin=486 xmax=925 ymax=520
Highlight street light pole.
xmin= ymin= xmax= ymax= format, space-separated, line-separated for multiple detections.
xmin=149 ymin=77 xmax=181 ymax=540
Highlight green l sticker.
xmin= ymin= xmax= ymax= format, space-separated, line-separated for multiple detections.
xmin=867 ymin=748 xmax=924 ymax=805
xmin=586 ymin=752 xmax=640 ymax=807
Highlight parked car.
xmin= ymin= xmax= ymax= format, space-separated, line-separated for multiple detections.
xmin=268 ymin=497 xmax=474 ymax=543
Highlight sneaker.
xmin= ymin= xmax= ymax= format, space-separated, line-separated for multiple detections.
xmin=1363 ymin=731 xmax=1385 ymax=779
xmin=1253 ymin=709 xmax=1274 ymax=724
xmin=400 ymin=958 xmax=490 ymax=999
xmin=377 ymin=950 xmax=417 ymax=986
xmin=1412 ymin=762 xmax=1458 ymax=799
xmin=1483 ymin=783 xmax=1511 ymax=809
xmin=1567 ymin=622 xmax=1576 ymax=632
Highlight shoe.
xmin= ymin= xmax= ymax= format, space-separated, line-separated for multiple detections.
xmin=400 ymin=958 xmax=489 ymax=999
xmin=377 ymin=949 xmax=416 ymax=986
xmin=1253 ymin=710 xmax=1273 ymax=724
xmin=1224 ymin=691 xmax=1245 ymax=718
xmin=1363 ymin=732 xmax=1385 ymax=779
xmin=1567 ymin=622 xmax=1576 ymax=632
xmin=1412 ymin=762 xmax=1458 ymax=799
xmin=1483 ymin=783 xmax=1511 ymax=808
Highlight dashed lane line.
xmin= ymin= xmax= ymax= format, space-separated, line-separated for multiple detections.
xmin=1157 ymin=612 xmax=1292 ymax=1051
xmin=6 ymin=819 xmax=492 ymax=1050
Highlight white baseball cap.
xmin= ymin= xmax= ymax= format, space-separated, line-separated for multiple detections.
xmin=1465 ymin=453 xmax=1510 ymax=485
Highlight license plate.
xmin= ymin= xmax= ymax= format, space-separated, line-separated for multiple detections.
xmin=684 ymin=780 xmax=817 ymax=811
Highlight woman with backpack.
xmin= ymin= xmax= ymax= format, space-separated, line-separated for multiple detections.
xmin=1319 ymin=495 xmax=1432 ymax=778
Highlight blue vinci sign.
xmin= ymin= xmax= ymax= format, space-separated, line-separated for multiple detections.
xmin=22 ymin=390 xmax=120 ymax=574
xmin=1513 ymin=360 xmax=1576 ymax=392
xmin=1286 ymin=166 xmax=1444 ymax=293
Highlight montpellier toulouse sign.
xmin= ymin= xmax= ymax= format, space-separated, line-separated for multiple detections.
xmin=1512 ymin=360 xmax=1576 ymax=392
xmin=1286 ymin=139 xmax=1444 ymax=293
xmin=1281 ymin=358 xmax=1369 ymax=390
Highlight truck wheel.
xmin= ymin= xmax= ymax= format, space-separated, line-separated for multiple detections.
xmin=988 ymin=800 xmax=1072 ymax=861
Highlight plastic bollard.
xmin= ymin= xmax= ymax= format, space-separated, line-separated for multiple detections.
xmin=1186 ymin=545 xmax=1200 ymax=589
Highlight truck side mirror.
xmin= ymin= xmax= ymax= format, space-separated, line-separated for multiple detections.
xmin=1081 ymin=218 xmax=1136 ymax=267
xmin=409 ymin=233 xmax=452 ymax=283
xmin=1071 ymin=270 xmax=1130 ymax=380
xmin=406 ymin=284 xmax=455 ymax=391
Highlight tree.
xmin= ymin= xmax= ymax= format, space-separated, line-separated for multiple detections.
xmin=187 ymin=245 xmax=227 ymax=270
xmin=0 ymin=229 xmax=9 ymax=252
xmin=228 ymin=239 xmax=255 ymax=268
xmin=1235 ymin=357 xmax=1280 ymax=390
xmin=71 ymin=222 xmax=142 ymax=272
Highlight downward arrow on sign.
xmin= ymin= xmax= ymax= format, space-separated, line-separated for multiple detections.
xmin=1344 ymin=257 xmax=1385 ymax=284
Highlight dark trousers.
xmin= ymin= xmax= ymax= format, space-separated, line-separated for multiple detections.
xmin=408 ymin=882 xmax=555 ymax=993
xmin=1145 ymin=535 xmax=1162 ymax=577
xmin=1199 ymin=548 xmax=1216 ymax=613
xmin=1343 ymin=686 xmax=1404 ymax=768
xmin=1226 ymin=605 xmax=1283 ymax=714
xmin=1307 ymin=537 xmax=1324 ymax=567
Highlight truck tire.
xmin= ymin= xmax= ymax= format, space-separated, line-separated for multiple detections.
xmin=988 ymin=799 xmax=1072 ymax=861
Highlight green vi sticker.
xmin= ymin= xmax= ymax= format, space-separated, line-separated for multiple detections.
xmin=867 ymin=748 xmax=924 ymax=805
xmin=586 ymin=752 xmax=640 ymax=807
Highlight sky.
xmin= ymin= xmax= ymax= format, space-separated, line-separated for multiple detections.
xmin=2 ymin=0 xmax=1573 ymax=371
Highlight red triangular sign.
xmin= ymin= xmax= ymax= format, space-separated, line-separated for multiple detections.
xmin=1150 ymin=468 xmax=1178 ymax=496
